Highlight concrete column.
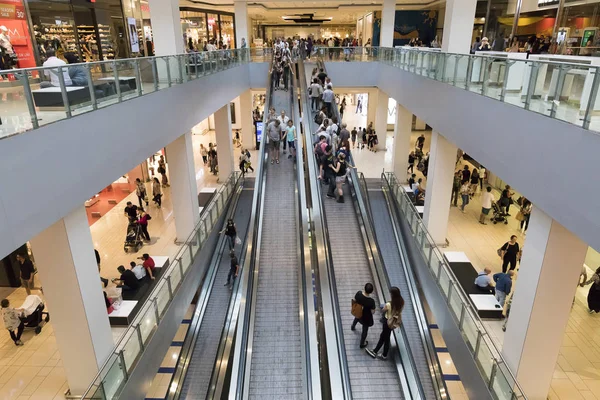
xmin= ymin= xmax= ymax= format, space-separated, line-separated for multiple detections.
xmin=502 ymin=206 xmax=587 ymax=400
xmin=239 ymin=90 xmax=254 ymax=150
xmin=234 ymin=0 xmax=250 ymax=48
xmin=148 ymin=0 xmax=184 ymax=56
xmin=29 ymin=207 xmax=114 ymax=396
xmin=215 ymin=104 xmax=234 ymax=181
xmin=375 ymin=89 xmax=388 ymax=150
xmin=441 ymin=0 xmax=478 ymax=54
xmin=380 ymin=0 xmax=396 ymax=48
xmin=422 ymin=131 xmax=457 ymax=245
xmin=392 ymin=103 xmax=412 ymax=179
xmin=166 ymin=132 xmax=199 ymax=240
xmin=366 ymin=90 xmax=377 ymax=125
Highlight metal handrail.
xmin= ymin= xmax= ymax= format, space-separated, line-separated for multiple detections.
xmin=383 ymin=171 xmax=527 ymax=399
xmin=297 ymin=59 xmax=351 ymax=399
xmin=80 ymin=171 xmax=242 ymax=399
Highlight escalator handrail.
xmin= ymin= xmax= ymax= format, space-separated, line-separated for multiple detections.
xmin=298 ymin=59 xmax=352 ymax=400
xmin=167 ymin=178 xmax=245 ymax=400
xmin=317 ymin=58 xmax=422 ymax=400
xmin=291 ymin=64 xmax=323 ymax=400
xmin=228 ymin=56 xmax=274 ymax=400
xmin=378 ymin=172 xmax=449 ymax=399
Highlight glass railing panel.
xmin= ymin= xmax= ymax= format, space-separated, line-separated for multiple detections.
xmin=1 ymin=69 xmax=37 ymax=136
xmin=476 ymin=337 xmax=495 ymax=381
xmin=121 ymin=329 xmax=142 ymax=373
xmin=155 ymin=280 xmax=170 ymax=316
xmin=492 ymin=362 xmax=519 ymax=400
xmin=438 ymin=263 xmax=451 ymax=298
xmin=169 ymin=259 xmax=183 ymax=290
xmin=448 ymin=283 xmax=463 ymax=320
xmin=483 ymin=58 xmax=508 ymax=100
xmin=461 ymin=309 xmax=479 ymax=352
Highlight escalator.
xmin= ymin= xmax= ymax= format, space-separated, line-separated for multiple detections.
xmin=228 ymin=58 xmax=321 ymax=400
xmin=300 ymin=58 xmax=447 ymax=399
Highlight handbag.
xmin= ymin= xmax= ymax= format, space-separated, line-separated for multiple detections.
xmin=235 ymin=236 xmax=242 ymax=245
xmin=515 ymin=211 xmax=525 ymax=222
xmin=351 ymin=299 xmax=363 ymax=319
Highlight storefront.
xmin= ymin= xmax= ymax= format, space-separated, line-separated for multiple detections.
xmin=0 ymin=0 xmax=36 ymax=69
xmin=180 ymin=8 xmax=236 ymax=50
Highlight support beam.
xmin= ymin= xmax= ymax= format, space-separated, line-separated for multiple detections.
xmin=148 ymin=0 xmax=184 ymax=56
xmin=393 ymin=103 xmax=412 ymax=179
xmin=380 ymin=0 xmax=396 ymax=48
xmin=29 ymin=207 xmax=114 ymax=396
xmin=234 ymin=0 xmax=250 ymax=48
xmin=166 ymin=132 xmax=199 ymax=240
xmin=215 ymin=104 xmax=234 ymax=181
xmin=502 ymin=206 xmax=587 ymax=400
xmin=422 ymin=131 xmax=457 ymax=245
xmin=239 ymin=90 xmax=254 ymax=150
xmin=375 ymin=89 xmax=388 ymax=150
xmin=441 ymin=0 xmax=478 ymax=54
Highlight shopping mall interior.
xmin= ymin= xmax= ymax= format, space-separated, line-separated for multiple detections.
xmin=1 ymin=0 xmax=600 ymax=399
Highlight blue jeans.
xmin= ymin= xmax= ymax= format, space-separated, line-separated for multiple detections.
xmin=461 ymin=194 xmax=470 ymax=211
xmin=496 ymin=290 xmax=507 ymax=307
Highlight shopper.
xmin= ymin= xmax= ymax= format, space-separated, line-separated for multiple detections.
xmin=136 ymin=208 xmax=151 ymax=242
xmin=64 ymin=52 xmax=88 ymax=86
xmin=500 ymin=185 xmax=513 ymax=215
xmin=152 ymin=177 xmax=162 ymax=208
xmin=322 ymin=84 xmax=334 ymax=118
xmin=461 ymin=165 xmax=471 ymax=184
xmin=124 ymin=201 xmax=138 ymax=222
xmin=460 ymin=181 xmax=470 ymax=213
xmin=474 ymin=268 xmax=495 ymax=294
xmin=158 ymin=155 xmax=169 ymax=187
xmin=1 ymin=299 xmax=24 ymax=346
xmin=16 ymin=254 xmax=34 ymax=296
xmin=267 ymin=119 xmax=282 ymax=164
xmin=113 ymin=265 xmax=140 ymax=291
xmin=225 ymin=250 xmax=239 ymax=287
xmin=581 ymin=266 xmax=600 ymax=313
xmin=407 ymin=151 xmax=416 ymax=174
xmin=285 ymin=119 xmax=297 ymax=160
xmin=478 ymin=165 xmax=486 ymax=190
xmin=451 ymin=170 xmax=461 ymax=207
xmin=351 ymin=283 xmax=376 ymax=349
xmin=480 ymin=186 xmax=495 ymax=225
xmin=200 ymin=144 xmax=208 ymax=165
xmin=518 ymin=199 xmax=532 ymax=232
xmin=416 ymin=133 xmax=425 ymax=150
xmin=470 ymin=168 xmax=479 ymax=198
xmin=208 ymin=144 xmax=218 ymax=175
xmin=129 ymin=261 xmax=147 ymax=280
xmin=310 ymin=78 xmax=323 ymax=111
xmin=338 ymin=122 xmax=350 ymax=145
xmin=317 ymin=68 xmax=327 ymax=85
xmin=138 ymin=253 xmax=156 ymax=280
xmin=339 ymin=97 xmax=346 ymax=120
xmin=278 ymin=110 xmax=290 ymax=154
xmin=221 ymin=218 xmax=237 ymax=250
xmin=135 ymin=178 xmax=148 ymax=208
xmin=366 ymin=287 xmax=404 ymax=360
xmin=351 ymin=127 xmax=357 ymax=148
xmin=41 ymin=48 xmax=72 ymax=88
xmin=322 ymin=145 xmax=337 ymax=198
xmin=329 ymin=153 xmax=352 ymax=203
xmin=499 ymin=235 xmax=521 ymax=273
xmin=493 ymin=270 xmax=514 ymax=307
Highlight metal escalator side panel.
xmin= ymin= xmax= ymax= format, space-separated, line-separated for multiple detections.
xmin=297 ymin=59 xmax=351 ymax=400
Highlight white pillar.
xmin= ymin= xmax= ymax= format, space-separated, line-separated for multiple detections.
xmin=375 ymin=89 xmax=388 ymax=150
xmin=441 ymin=0 xmax=477 ymax=53
xmin=148 ymin=0 xmax=184 ymax=56
xmin=422 ymin=131 xmax=457 ymax=245
xmin=166 ymin=132 xmax=199 ymax=240
xmin=367 ymin=90 xmax=377 ymax=125
xmin=240 ymin=90 xmax=254 ymax=150
xmin=234 ymin=0 xmax=250 ymax=48
xmin=215 ymin=104 xmax=234 ymax=181
xmin=380 ymin=0 xmax=396 ymax=48
xmin=29 ymin=207 xmax=114 ymax=396
xmin=392 ymin=103 xmax=412 ymax=179
xmin=502 ymin=207 xmax=587 ymax=400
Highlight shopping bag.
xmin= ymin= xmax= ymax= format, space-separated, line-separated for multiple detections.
xmin=235 ymin=236 xmax=242 ymax=245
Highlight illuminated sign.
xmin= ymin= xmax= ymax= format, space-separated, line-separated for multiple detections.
xmin=538 ymin=0 xmax=560 ymax=6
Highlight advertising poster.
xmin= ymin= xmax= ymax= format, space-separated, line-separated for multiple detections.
xmin=0 ymin=0 xmax=36 ymax=68
xmin=127 ymin=17 xmax=139 ymax=53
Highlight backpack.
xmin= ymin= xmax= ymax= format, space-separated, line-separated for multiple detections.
xmin=146 ymin=214 xmax=152 ymax=220
xmin=314 ymin=112 xmax=323 ymax=125
xmin=387 ymin=310 xmax=402 ymax=329
xmin=351 ymin=298 xmax=363 ymax=319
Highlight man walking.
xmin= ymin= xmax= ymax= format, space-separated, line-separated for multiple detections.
xmin=493 ymin=270 xmax=514 ymax=307
xmin=322 ymin=84 xmax=334 ymax=118
xmin=16 ymin=254 xmax=35 ymax=296
xmin=225 ymin=251 xmax=239 ymax=287
xmin=267 ymin=119 xmax=282 ymax=164
xmin=351 ymin=283 xmax=376 ymax=348
xmin=451 ymin=170 xmax=461 ymax=207
xmin=480 ymin=186 xmax=494 ymax=224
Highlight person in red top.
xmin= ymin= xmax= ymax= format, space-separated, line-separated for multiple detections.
xmin=136 ymin=209 xmax=151 ymax=242
xmin=138 ymin=253 xmax=156 ymax=280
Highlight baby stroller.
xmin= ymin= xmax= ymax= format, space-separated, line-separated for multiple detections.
xmin=19 ymin=295 xmax=50 ymax=335
xmin=491 ymin=201 xmax=509 ymax=224
xmin=124 ymin=221 xmax=143 ymax=253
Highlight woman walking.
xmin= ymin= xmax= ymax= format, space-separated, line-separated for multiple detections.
xmin=158 ymin=155 xmax=169 ymax=187
xmin=582 ymin=267 xmax=600 ymax=314
xmin=136 ymin=208 xmax=151 ymax=242
xmin=366 ymin=287 xmax=404 ymax=360
xmin=200 ymin=144 xmax=208 ymax=165
xmin=220 ymin=218 xmax=237 ymax=250
xmin=135 ymin=178 xmax=148 ymax=208
xmin=152 ymin=177 xmax=162 ymax=208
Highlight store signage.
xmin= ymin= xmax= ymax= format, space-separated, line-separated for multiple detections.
xmin=538 ymin=0 xmax=560 ymax=6
xmin=127 ymin=17 xmax=139 ymax=53
xmin=256 ymin=122 xmax=263 ymax=143
xmin=0 ymin=0 xmax=35 ymax=68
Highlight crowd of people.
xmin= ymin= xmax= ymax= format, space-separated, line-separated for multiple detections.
xmin=470 ymin=33 xmax=598 ymax=56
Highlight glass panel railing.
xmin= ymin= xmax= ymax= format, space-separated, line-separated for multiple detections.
xmin=383 ymin=171 xmax=527 ymax=400
xmin=318 ymin=46 xmax=600 ymax=132
xmin=0 ymin=49 xmax=249 ymax=140
xmin=80 ymin=171 xmax=241 ymax=399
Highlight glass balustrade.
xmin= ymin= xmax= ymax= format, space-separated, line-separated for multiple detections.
xmin=0 ymin=49 xmax=249 ymax=140
xmin=80 ymin=171 xmax=240 ymax=400
xmin=383 ymin=171 xmax=526 ymax=400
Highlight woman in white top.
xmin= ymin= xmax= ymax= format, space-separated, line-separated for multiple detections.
xmin=478 ymin=166 xmax=486 ymax=191
xmin=1 ymin=299 xmax=24 ymax=346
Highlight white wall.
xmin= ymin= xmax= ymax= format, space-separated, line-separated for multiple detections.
xmin=0 ymin=64 xmax=254 ymax=260
xmin=325 ymin=61 xmax=600 ymax=252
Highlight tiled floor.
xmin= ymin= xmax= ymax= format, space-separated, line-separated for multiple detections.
xmin=0 ymin=128 xmax=252 ymax=399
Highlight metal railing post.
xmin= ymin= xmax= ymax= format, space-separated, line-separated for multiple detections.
xmin=17 ymin=71 xmax=39 ymax=128
xmin=583 ymin=66 xmax=600 ymax=129
xmin=499 ymin=60 xmax=512 ymax=102
xmin=83 ymin=65 xmax=97 ymax=110
xmin=165 ymin=57 xmax=172 ymax=87
xmin=178 ymin=55 xmax=185 ymax=83
xmin=57 ymin=67 xmax=72 ymax=118
xmin=113 ymin=61 xmax=122 ymax=102
xmin=151 ymin=58 xmax=159 ymax=91
xmin=524 ymin=62 xmax=540 ymax=110
xmin=134 ymin=59 xmax=143 ymax=96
